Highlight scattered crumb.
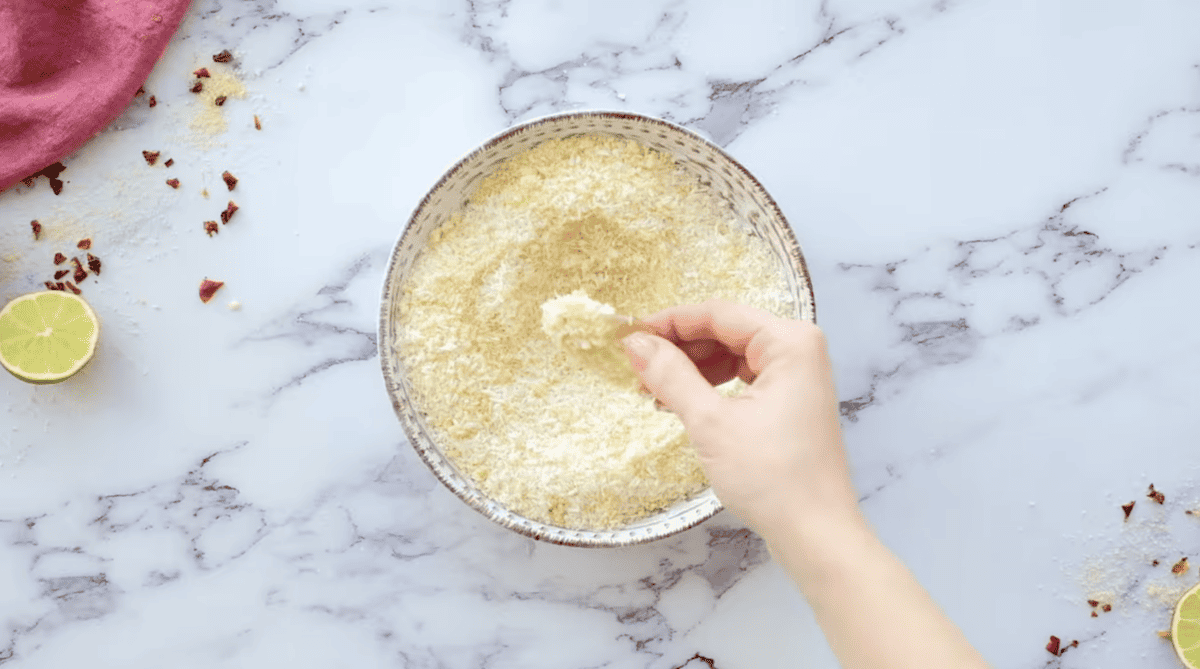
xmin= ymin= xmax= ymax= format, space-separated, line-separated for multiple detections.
xmin=1174 ymin=557 xmax=1190 ymax=575
xmin=187 ymin=62 xmax=248 ymax=145
xmin=227 ymin=301 xmax=241 ymax=311
xmin=201 ymin=188 xmax=210 ymax=199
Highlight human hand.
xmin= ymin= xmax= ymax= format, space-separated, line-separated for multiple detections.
xmin=621 ymin=299 xmax=859 ymax=537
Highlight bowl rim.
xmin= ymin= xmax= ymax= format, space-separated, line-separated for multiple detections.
xmin=378 ymin=109 xmax=817 ymax=547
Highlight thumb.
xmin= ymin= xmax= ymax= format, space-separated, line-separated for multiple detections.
xmin=622 ymin=332 xmax=723 ymax=419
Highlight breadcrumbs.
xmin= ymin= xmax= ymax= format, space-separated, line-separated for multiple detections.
xmin=395 ymin=134 xmax=794 ymax=529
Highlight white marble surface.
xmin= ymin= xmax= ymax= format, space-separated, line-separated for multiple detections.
xmin=2 ymin=0 xmax=1199 ymax=666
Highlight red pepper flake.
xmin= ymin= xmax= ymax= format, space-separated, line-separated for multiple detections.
xmin=148 ymin=95 xmax=157 ymax=108
xmin=64 ymin=281 xmax=81 ymax=295
xmin=164 ymin=158 xmax=174 ymax=167
xmin=214 ymin=95 xmax=227 ymax=107
xmin=1046 ymin=635 xmax=1061 ymax=656
xmin=1103 ymin=603 xmax=1113 ymax=612
xmin=1148 ymin=484 xmax=1165 ymax=504
xmin=1154 ymin=560 xmax=1161 ymax=566
xmin=1091 ymin=611 xmax=1098 ymax=618
xmin=53 ymin=269 xmax=69 ymax=280
xmin=77 ymin=238 xmax=91 ymax=250
xmin=135 ymin=85 xmax=145 ymax=97
xmin=73 ymin=266 xmax=87 ymax=284
xmin=30 ymin=220 xmax=41 ymax=240
xmin=1173 ymin=557 xmax=1189 ymax=575
xmin=43 ymin=281 xmax=56 ymax=291
xmin=191 ymin=81 xmax=204 ymax=94
xmin=220 ymin=201 xmax=238 ymax=224
xmin=1087 ymin=599 xmax=1099 ymax=608
xmin=199 ymin=279 xmax=225 ymax=303
xmin=86 ymin=254 xmax=101 ymax=275
xmin=221 ymin=171 xmax=237 ymax=191
xmin=54 ymin=282 xmax=66 ymax=291
xmin=70 ymin=256 xmax=83 ymax=271
xmin=254 ymin=115 xmax=261 ymax=130
xmin=166 ymin=178 xmax=181 ymax=189
xmin=204 ymin=221 xmax=219 ymax=236
xmin=1160 ymin=631 xmax=1173 ymax=639
xmin=194 ymin=67 xmax=211 ymax=78
xmin=213 ymin=50 xmax=233 ymax=63
xmin=53 ymin=252 xmax=67 ymax=265
xmin=1122 ymin=501 xmax=1135 ymax=520
xmin=142 ymin=150 xmax=160 ymax=166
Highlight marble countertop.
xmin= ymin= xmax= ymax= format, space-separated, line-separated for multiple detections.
xmin=2 ymin=0 xmax=1199 ymax=667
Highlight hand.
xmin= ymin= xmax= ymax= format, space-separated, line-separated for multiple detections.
xmin=620 ymin=299 xmax=858 ymax=537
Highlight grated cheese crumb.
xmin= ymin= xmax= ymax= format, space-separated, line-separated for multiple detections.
xmin=395 ymin=134 xmax=794 ymax=530
xmin=541 ymin=290 xmax=617 ymax=350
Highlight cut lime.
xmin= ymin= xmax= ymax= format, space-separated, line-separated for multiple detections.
xmin=0 ymin=291 xmax=100 ymax=384
xmin=1173 ymin=582 xmax=1200 ymax=667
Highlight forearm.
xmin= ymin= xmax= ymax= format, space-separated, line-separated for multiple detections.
xmin=764 ymin=507 xmax=991 ymax=669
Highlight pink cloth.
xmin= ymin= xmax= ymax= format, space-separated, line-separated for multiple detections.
xmin=0 ymin=0 xmax=192 ymax=192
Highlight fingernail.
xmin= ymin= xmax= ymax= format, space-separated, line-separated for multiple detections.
xmin=621 ymin=332 xmax=655 ymax=359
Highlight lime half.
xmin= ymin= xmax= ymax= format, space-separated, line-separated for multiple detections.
xmin=1173 ymin=582 xmax=1200 ymax=667
xmin=0 ymin=291 xmax=100 ymax=384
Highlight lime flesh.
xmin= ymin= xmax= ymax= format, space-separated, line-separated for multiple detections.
xmin=0 ymin=291 xmax=99 ymax=384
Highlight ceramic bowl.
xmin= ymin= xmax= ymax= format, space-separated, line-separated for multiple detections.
xmin=378 ymin=110 xmax=816 ymax=547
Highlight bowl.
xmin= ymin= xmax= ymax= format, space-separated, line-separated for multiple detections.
xmin=378 ymin=110 xmax=816 ymax=547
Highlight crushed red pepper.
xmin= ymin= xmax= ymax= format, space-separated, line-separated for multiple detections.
xmin=53 ymin=252 xmax=66 ymax=265
xmin=220 ymin=201 xmax=238 ymax=224
xmin=135 ymin=85 xmax=145 ymax=97
xmin=1173 ymin=558 xmax=1189 ymax=575
xmin=1087 ymin=599 xmax=1099 ymax=608
xmin=73 ymin=266 xmax=87 ymax=284
xmin=213 ymin=50 xmax=233 ymax=63
xmin=54 ymin=282 xmax=65 ymax=291
xmin=142 ymin=150 xmax=160 ymax=166
xmin=164 ymin=158 xmax=174 ymax=168
xmin=148 ymin=95 xmax=157 ymax=107
xmin=191 ymin=81 xmax=203 ymax=93
xmin=87 ymin=254 xmax=101 ymax=275
xmin=77 ymin=238 xmax=91 ymax=250
xmin=1122 ymin=501 xmax=1135 ymax=520
xmin=1154 ymin=560 xmax=1161 ymax=566
xmin=30 ymin=220 xmax=41 ymax=240
xmin=1148 ymin=484 xmax=1165 ymax=505
xmin=1103 ymin=604 xmax=1112 ymax=612
xmin=43 ymin=281 xmax=57 ymax=291
xmin=167 ymin=178 xmax=180 ymax=189
xmin=193 ymin=67 xmax=211 ymax=78
xmin=53 ymin=269 xmax=69 ymax=280
xmin=221 ymin=171 xmax=237 ymax=191
xmin=204 ymin=221 xmax=219 ymax=236
xmin=65 ymin=281 xmax=81 ymax=295
xmin=215 ymin=95 xmax=227 ymax=106
xmin=1046 ymin=636 xmax=1061 ymax=656
xmin=254 ymin=115 xmax=261 ymax=130
xmin=199 ymin=279 xmax=224 ymax=303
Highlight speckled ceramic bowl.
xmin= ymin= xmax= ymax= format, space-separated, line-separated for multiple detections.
xmin=378 ymin=110 xmax=816 ymax=547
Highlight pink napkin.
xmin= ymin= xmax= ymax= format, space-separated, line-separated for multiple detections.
xmin=0 ymin=0 xmax=193 ymax=193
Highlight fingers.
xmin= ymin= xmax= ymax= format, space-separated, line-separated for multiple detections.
xmin=640 ymin=299 xmax=790 ymax=378
xmin=623 ymin=333 xmax=723 ymax=422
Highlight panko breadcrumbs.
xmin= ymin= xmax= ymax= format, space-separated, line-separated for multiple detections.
xmin=541 ymin=289 xmax=618 ymax=350
xmin=396 ymin=133 xmax=794 ymax=530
